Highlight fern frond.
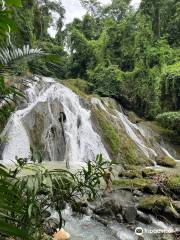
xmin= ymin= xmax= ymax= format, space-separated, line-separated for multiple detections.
xmin=0 ymin=45 xmax=44 ymax=65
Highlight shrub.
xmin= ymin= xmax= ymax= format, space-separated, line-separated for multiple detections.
xmin=88 ymin=64 xmax=123 ymax=97
xmin=161 ymin=62 xmax=180 ymax=111
xmin=156 ymin=111 xmax=180 ymax=134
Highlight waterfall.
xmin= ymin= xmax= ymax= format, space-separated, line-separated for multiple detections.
xmin=115 ymin=110 xmax=157 ymax=159
xmin=91 ymin=97 xmax=179 ymax=163
xmin=1 ymin=76 xmax=179 ymax=166
xmin=0 ymin=77 xmax=110 ymax=165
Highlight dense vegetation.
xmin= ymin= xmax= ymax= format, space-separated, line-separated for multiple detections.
xmin=1 ymin=0 xmax=180 ymax=124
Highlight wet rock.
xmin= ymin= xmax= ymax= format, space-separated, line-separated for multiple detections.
xmin=116 ymin=213 xmax=123 ymax=223
xmin=160 ymin=234 xmax=174 ymax=240
xmin=103 ymin=199 xmax=122 ymax=215
xmin=144 ymin=183 xmax=159 ymax=194
xmin=156 ymin=156 xmax=176 ymax=168
xmin=133 ymin=190 xmax=143 ymax=197
xmin=173 ymin=201 xmax=180 ymax=213
xmin=138 ymin=195 xmax=170 ymax=212
xmin=71 ymin=199 xmax=88 ymax=214
xmin=94 ymin=207 xmax=113 ymax=216
xmin=142 ymin=168 xmax=161 ymax=178
xmin=118 ymin=170 xmax=142 ymax=179
xmin=44 ymin=217 xmax=59 ymax=236
xmin=91 ymin=214 xmax=109 ymax=226
xmin=136 ymin=211 xmax=152 ymax=224
xmin=138 ymin=236 xmax=144 ymax=240
xmin=122 ymin=206 xmax=137 ymax=223
xmin=166 ymin=175 xmax=180 ymax=195
xmin=164 ymin=206 xmax=180 ymax=223
xmin=42 ymin=210 xmax=51 ymax=219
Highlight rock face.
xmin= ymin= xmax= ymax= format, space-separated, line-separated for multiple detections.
xmin=0 ymin=76 xmax=179 ymax=165
xmin=0 ymin=77 xmax=110 ymax=164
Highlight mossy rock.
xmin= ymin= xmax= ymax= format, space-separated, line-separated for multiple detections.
xmin=156 ymin=156 xmax=176 ymax=168
xmin=142 ymin=168 xmax=163 ymax=178
xmin=166 ymin=175 xmax=180 ymax=194
xmin=126 ymin=111 xmax=142 ymax=124
xmin=62 ymin=79 xmax=92 ymax=99
xmin=92 ymin=105 xmax=149 ymax=166
xmin=113 ymin=178 xmax=152 ymax=190
xmin=118 ymin=169 xmax=142 ymax=179
xmin=138 ymin=195 xmax=171 ymax=211
xmin=92 ymin=107 xmax=120 ymax=157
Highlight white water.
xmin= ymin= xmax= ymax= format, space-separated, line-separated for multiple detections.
xmin=1 ymin=77 xmax=178 ymax=166
xmin=0 ymin=77 xmax=110 ymax=165
xmin=91 ymin=97 xmax=179 ymax=163
xmin=115 ymin=110 xmax=157 ymax=158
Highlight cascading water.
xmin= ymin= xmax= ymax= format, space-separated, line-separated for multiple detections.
xmin=1 ymin=76 xmax=179 ymax=166
xmin=91 ymin=97 xmax=179 ymax=164
xmin=0 ymin=76 xmax=110 ymax=165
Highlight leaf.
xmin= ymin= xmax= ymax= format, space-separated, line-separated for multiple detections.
xmin=5 ymin=0 xmax=22 ymax=7
xmin=0 ymin=220 xmax=27 ymax=238
xmin=28 ymin=203 xmax=33 ymax=218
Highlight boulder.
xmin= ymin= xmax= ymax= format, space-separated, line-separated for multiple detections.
xmin=156 ymin=156 xmax=176 ymax=168
xmin=94 ymin=207 xmax=113 ymax=216
xmin=133 ymin=190 xmax=143 ymax=197
xmin=173 ymin=201 xmax=180 ymax=213
xmin=118 ymin=170 xmax=142 ymax=179
xmin=116 ymin=213 xmax=123 ymax=223
xmin=144 ymin=183 xmax=159 ymax=194
xmin=166 ymin=175 xmax=180 ymax=195
xmin=94 ymin=197 xmax=122 ymax=217
xmin=103 ymin=198 xmax=122 ymax=215
xmin=122 ymin=206 xmax=137 ymax=223
xmin=164 ymin=206 xmax=180 ymax=223
xmin=136 ymin=211 xmax=152 ymax=224
xmin=44 ymin=218 xmax=59 ymax=236
xmin=91 ymin=214 xmax=109 ymax=226
xmin=42 ymin=210 xmax=51 ymax=219
xmin=53 ymin=228 xmax=71 ymax=240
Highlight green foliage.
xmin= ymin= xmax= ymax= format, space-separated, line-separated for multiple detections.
xmin=93 ymin=107 xmax=120 ymax=157
xmin=0 ymin=155 xmax=110 ymax=239
xmin=88 ymin=64 xmax=123 ymax=97
xmin=62 ymin=79 xmax=92 ymax=98
xmin=161 ymin=62 xmax=180 ymax=111
xmin=156 ymin=111 xmax=180 ymax=134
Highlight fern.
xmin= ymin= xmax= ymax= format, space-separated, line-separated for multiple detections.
xmin=0 ymin=45 xmax=44 ymax=65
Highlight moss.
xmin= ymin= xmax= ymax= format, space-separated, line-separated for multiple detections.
xmin=138 ymin=195 xmax=171 ymax=211
xmin=119 ymin=169 xmax=142 ymax=179
xmin=142 ymin=168 xmax=163 ymax=177
xmin=146 ymin=121 xmax=180 ymax=145
xmin=113 ymin=178 xmax=152 ymax=189
xmin=92 ymin=107 xmax=149 ymax=166
xmin=62 ymin=79 xmax=92 ymax=99
xmin=126 ymin=111 xmax=142 ymax=124
xmin=156 ymin=156 xmax=176 ymax=168
xmin=166 ymin=175 xmax=180 ymax=193
xmin=92 ymin=107 xmax=120 ymax=157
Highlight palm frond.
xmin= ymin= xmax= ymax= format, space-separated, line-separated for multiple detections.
xmin=0 ymin=45 xmax=44 ymax=65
